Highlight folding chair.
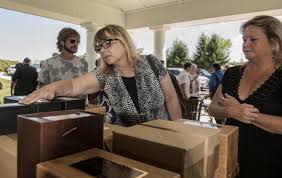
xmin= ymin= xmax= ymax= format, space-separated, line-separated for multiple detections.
xmin=185 ymin=97 xmax=203 ymax=121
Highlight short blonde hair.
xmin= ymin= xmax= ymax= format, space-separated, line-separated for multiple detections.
xmin=241 ymin=15 xmax=282 ymax=66
xmin=94 ymin=24 xmax=139 ymax=74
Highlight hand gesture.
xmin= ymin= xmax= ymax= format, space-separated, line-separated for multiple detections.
xmin=219 ymin=93 xmax=259 ymax=124
xmin=19 ymin=84 xmax=56 ymax=105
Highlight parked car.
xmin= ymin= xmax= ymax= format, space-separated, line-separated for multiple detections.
xmin=167 ymin=67 xmax=182 ymax=79
xmin=167 ymin=67 xmax=209 ymax=91
xmin=31 ymin=63 xmax=41 ymax=73
xmin=198 ymin=68 xmax=211 ymax=79
xmin=6 ymin=65 xmax=16 ymax=75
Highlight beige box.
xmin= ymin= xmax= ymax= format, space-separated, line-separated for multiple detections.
xmin=175 ymin=119 xmax=239 ymax=178
xmin=143 ymin=119 xmax=220 ymax=178
xmin=103 ymin=123 xmax=126 ymax=152
xmin=85 ymin=105 xmax=106 ymax=115
xmin=113 ymin=124 xmax=205 ymax=178
xmin=37 ymin=148 xmax=180 ymax=178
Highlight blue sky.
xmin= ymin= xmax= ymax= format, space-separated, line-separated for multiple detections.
xmin=0 ymin=8 xmax=86 ymax=63
xmin=0 ymin=8 xmax=281 ymax=63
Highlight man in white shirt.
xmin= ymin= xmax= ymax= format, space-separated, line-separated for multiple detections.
xmin=178 ymin=62 xmax=192 ymax=99
xmin=187 ymin=63 xmax=201 ymax=98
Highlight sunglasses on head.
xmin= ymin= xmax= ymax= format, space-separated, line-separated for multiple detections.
xmin=95 ymin=38 xmax=119 ymax=53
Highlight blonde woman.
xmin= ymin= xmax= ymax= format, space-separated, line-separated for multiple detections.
xmin=21 ymin=24 xmax=181 ymax=125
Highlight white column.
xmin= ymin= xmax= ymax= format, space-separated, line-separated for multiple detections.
xmin=81 ymin=22 xmax=100 ymax=71
xmin=150 ymin=25 xmax=168 ymax=66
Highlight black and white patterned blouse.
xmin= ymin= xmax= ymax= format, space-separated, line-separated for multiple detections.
xmin=93 ymin=55 xmax=169 ymax=124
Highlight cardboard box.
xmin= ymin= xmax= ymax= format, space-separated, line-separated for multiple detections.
xmin=142 ymin=119 xmax=220 ymax=178
xmin=17 ymin=110 xmax=104 ymax=178
xmin=55 ymin=97 xmax=86 ymax=110
xmin=85 ymin=105 xmax=106 ymax=115
xmin=0 ymin=134 xmax=17 ymax=178
xmin=175 ymin=119 xmax=238 ymax=178
xmin=103 ymin=123 xmax=126 ymax=152
xmin=37 ymin=148 xmax=180 ymax=178
xmin=0 ymin=103 xmax=31 ymax=135
xmin=113 ymin=125 xmax=205 ymax=178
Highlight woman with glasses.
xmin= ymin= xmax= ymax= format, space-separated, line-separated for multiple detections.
xmin=20 ymin=24 xmax=181 ymax=125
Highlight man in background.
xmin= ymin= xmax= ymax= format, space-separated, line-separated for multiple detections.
xmin=38 ymin=27 xmax=88 ymax=87
xmin=209 ymin=63 xmax=224 ymax=99
xmin=12 ymin=58 xmax=38 ymax=96
xmin=178 ymin=61 xmax=192 ymax=99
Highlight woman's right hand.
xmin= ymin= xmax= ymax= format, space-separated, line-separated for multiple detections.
xmin=19 ymin=84 xmax=56 ymax=105
xmin=219 ymin=93 xmax=259 ymax=124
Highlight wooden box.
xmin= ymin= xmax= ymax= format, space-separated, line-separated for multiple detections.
xmin=0 ymin=103 xmax=31 ymax=135
xmin=54 ymin=97 xmax=86 ymax=110
xmin=37 ymin=148 xmax=180 ymax=178
xmin=17 ymin=110 xmax=104 ymax=178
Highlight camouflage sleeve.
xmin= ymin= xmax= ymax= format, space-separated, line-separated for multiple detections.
xmin=37 ymin=59 xmax=50 ymax=85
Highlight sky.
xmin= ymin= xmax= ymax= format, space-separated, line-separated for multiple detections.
xmin=131 ymin=21 xmax=246 ymax=62
xmin=0 ymin=8 xmax=281 ymax=63
xmin=0 ymin=8 xmax=86 ymax=63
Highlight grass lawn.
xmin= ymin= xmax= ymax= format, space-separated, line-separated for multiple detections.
xmin=0 ymin=78 xmax=11 ymax=104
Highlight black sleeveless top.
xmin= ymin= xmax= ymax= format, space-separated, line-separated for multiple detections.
xmin=222 ymin=65 xmax=282 ymax=178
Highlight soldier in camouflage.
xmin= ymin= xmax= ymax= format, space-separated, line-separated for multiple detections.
xmin=38 ymin=27 xmax=88 ymax=87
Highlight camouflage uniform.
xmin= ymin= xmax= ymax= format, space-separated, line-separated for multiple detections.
xmin=38 ymin=55 xmax=88 ymax=85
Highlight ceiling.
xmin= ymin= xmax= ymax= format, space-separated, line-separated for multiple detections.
xmin=91 ymin=0 xmax=192 ymax=12
xmin=0 ymin=0 xmax=282 ymax=29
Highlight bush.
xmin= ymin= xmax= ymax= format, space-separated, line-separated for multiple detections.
xmin=0 ymin=59 xmax=18 ymax=72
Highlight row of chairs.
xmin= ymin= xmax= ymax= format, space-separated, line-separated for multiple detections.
xmin=184 ymin=95 xmax=211 ymax=122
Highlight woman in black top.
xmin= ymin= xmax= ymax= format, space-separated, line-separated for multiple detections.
xmin=209 ymin=15 xmax=282 ymax=178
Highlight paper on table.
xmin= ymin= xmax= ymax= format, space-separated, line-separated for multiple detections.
xmin=184 ymin=120 xmax=219 ymax=129
xmin=43 ymin=112 xmax=91 ymax=121
xmin=55 ymin=97 xmax=79 ymax=101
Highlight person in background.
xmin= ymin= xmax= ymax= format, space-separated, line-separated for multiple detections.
xmin=11 ymin=62 xmax=23 ymax=95
xmin=12 ymin=58 xmax=38 ymax=96
xmin=209 ymin=63 xmax=224 ymax=99
xmin=188 ymin=63 xmax=201 ymax=98
xmin=223 ymin=63 xmax=231 ymax=72
xmin=20 ymin=24 xmax=181 ymax=126
xmin=37 ymin=27 xmax=88 ymax=88
xmin=178 ymin=61 xmax=192 ymax=99
xmin=209 ymin=15 xmax=282 ymax=178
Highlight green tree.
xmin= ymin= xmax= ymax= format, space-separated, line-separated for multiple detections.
xmin=193 ymin=33 xmax=209 ymax=69
xmin=193 ymin=33 xmax=231 ymax=69
xmin=166 ymin=39 xmax=190 ymax=67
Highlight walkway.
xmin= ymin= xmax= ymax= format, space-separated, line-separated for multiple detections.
xmin=0 ymin=73 xmax=11 ymax=80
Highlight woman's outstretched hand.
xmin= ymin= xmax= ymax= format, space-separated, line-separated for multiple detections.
xmin=19 ymin=84 xmax=56 ymax=105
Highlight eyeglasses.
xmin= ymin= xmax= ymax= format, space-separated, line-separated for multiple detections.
xmin=69 ymin=39 xmax=80 ymax=44
xmin=95 ymin=38 xmax=119 ymax=53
